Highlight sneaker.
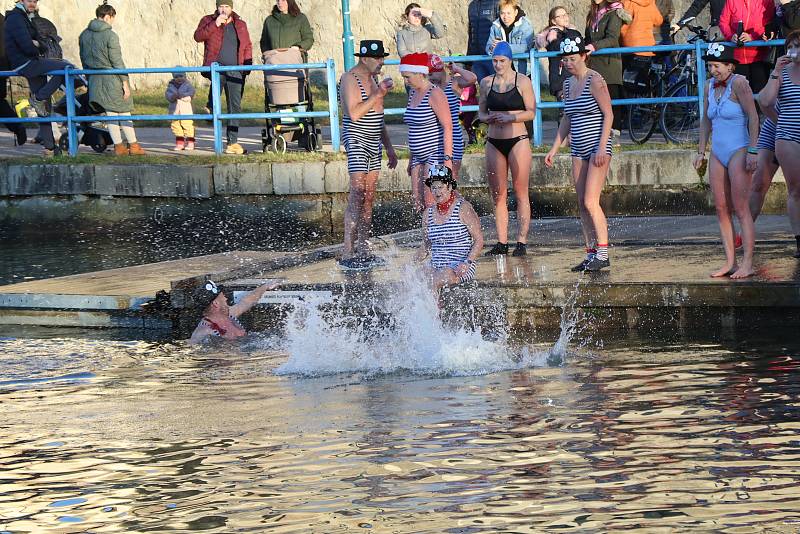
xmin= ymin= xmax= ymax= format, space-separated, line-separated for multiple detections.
xmin=172 ymin=141 xmax=185 ymax=151
xmin=224 ymin=143 xmax=245 ymax=155
xmin=485 ymin=242 xmax=509 ymax=256
xmin=584 ymin=257 xmax=610 ymax=272
xmin=512 ymin=242 xmax=527 ymax=257
xmin=185 ymin=140 xmax=196 ymax=151
xmin=338 ymin=257 xmax=372 ymax=271
xmin=28 ymin=94 xmax=49 ymax=117
xmin=571 ymin=258 xmax=591 ymax=272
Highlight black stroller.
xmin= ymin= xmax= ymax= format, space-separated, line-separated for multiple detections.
xmin=260 ymin=48 xmax=322 ymax=153
xmin=53 ymin=91 xmax=113 ymax=154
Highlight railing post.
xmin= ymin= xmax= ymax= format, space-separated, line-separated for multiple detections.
xmin=63 ymin=66 xmax=78 ymax=157
xmin=210 ymin=63 xmax=223 ymax=155
xmin=326 ymin=58 xmax=341 ymax=152
xmin=695 ymin=40 xmax=706 ymax=125
xmin=530 ymin=48 xmax=543 ymax=147
xmin=341 ymin=0 xmax=355 ymax=71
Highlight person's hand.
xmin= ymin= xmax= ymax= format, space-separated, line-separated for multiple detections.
xmin=123 ymin=85 xmax=131 ymax=100
xmin=544 ymin=149 xmax=557 ymax=167
xmin=547 ymin=29 xmax=558 ymax=43
xmin=692 ymin=152 xmax=706 ymax=170
xmin=444 ymin=159 xmax=453 ymax=171
xmin=454 ymin=262 xmax=471 ymax=278
xmin=387 ymin=148 xmax=398 ymax=169
xmin=585 ymin=44 xmax=595 ymax=54
xmin=708 ymin=25 xmax=723 ymax=41
xmin=259 ymin=281 xmax=282 ymax=292
xmin=418 ymin=7 xmax=433 ymax=18
xmin=377 ymin=77 xmax=394 ymax=96
xmin=670 ymin=23 xmax=681 ymax=34
xmin=738 ymin=32 xmax=752 ymax=43
xmin=495 ymin=113 xmax=514 ymax=124
xmin=773 ymin=55 xmax=793 ymax=74
xmin=592 ymin=151 xmax=609 ymax=167
xmin=215 ymin=13 xmax=228 ymax=26
xmin=746 ymin=153 xmax=758 ymax=172
xmin=762 ymin=31 xmax=776 ymax=41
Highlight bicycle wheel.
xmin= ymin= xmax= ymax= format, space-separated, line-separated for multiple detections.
xmin=660 ymin=80 xmax=700 ymax=145
xmin=627 ymin=99 xmax=658 ymax=144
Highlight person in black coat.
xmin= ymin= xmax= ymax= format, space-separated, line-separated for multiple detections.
xmin=670 ymin=0 xmax=725 ymax=40
xmin=0 ymin=12 xmax=26 ymax=145
xmin=467 ymin=0 xmax=499 ymax=81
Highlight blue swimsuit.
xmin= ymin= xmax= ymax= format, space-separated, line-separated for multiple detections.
xmin=708 ymin=74 xmax=749 ymax=168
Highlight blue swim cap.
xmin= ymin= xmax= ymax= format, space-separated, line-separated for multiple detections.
xmin=493 ymin=41 xmax=513 ymax=60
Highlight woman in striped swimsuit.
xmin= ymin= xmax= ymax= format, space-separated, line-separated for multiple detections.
xmin=428 ymin=54 xmax=478 ymax=181
xmin=748 ymin=103 xmax=781 ymax=224
xmin=401 ymin=52 xmax=454 ymax=212
xmin=694 ymin=42 xmax=760 ymax=279
xmin=545 ymin=31 xmax=613 ymax=272
xmin=760 ymin=30 xmax=800 ymax=259
xmin=418 ymin=165 xmax=484 ymax=291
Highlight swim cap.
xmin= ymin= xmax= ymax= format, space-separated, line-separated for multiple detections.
xmin=492 ymin=41 xmax=513 ymax=61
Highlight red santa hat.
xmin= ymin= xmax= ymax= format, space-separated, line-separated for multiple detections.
xmin=399 ymin=53 xmax=430 ymax=74
xmin=428 ymin=54 xmax=444 ymax=73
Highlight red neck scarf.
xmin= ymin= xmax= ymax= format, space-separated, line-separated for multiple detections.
xmin=436 ymin=191 xmax=456 ymax=215
xmin=714 ymin=74 xmax=733 ymax=89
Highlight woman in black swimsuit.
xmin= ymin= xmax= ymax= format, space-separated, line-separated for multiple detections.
xmin=478 ymin=41 xmax=537 ymax=257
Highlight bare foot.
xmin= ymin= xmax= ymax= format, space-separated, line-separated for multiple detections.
xmin=711 ymin=264 xmax=737 ymax=278
xmin=730 ymin=266 xmax=755 ymax=279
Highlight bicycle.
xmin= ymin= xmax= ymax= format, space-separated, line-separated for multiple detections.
xmin=625 ymin=20 xmax=707 ymax=144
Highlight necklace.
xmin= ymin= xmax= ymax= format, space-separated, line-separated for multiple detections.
xmin=436 ymin=192 xmax=456 ymax=215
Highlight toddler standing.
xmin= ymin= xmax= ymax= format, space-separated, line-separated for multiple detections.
xmin=166 ymin=70 xmax=196 ymax=150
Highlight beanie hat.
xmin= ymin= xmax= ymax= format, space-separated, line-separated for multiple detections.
xmin=399 ymin=53 xmax=430 ymax=74
xmin=216 ymin=0 xmax=232 ymax=7
xmin=428 ymin=54 xmax=444 ymax=73
xmin=492 ymin=41 xmax=513 ymax=61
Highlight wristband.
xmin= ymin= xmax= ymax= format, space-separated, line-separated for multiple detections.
xmin=770 ymin=74 xmax=779 ymax=79
xmin=747 ymin=147 xmax=758 ymax=155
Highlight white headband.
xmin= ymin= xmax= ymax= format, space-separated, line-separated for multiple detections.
xmin=399 ymin=65 xmax=429 ymax=74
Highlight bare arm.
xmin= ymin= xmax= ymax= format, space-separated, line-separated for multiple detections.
xmin=590 ymin=74 xmax=613 ymax=155
xmin=697 ymin=81 xmax=711 ymax=155
xmin=430 ymin=87 xmax=454 ymax=162
xmin=759 ymin=56 xmax=790 ymax=111
xmin=451 ymin=65 xmax=478 ymax=88
xmin=229 ymin=281 xmax=281 ymax=317
xmin=341 ymin=73 xmax=386 ymax=122
xmin=477 ymin=77 xmax=492 ymax=123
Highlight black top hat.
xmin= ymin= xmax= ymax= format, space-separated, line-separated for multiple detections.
xmin=424 ymin=164 xmax=458 ymax=188
xmin=558 ymin=30 xmax=588 ymax=56
xmin=702 ymin=42 xmax=739 ymax=64
xmin=354 ymin=40 xmax=389 ymax=58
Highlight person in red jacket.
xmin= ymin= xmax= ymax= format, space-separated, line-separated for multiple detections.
xmin=194 ymin=0 xmax=253 ymax=155
xmin=719 ymin=0 xmax=776 ymax=94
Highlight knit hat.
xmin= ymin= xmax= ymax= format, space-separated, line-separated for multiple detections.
xmin=216 ymin=0 xmax=232 ymax=8
xmin=428 ymin=54 xmax=445 ymax=73
xmin=492 ymin=41 xmax=513 ymax=61
xmin=399 ymin=52 xmax=430 ymax=74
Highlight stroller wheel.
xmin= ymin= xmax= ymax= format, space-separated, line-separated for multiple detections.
xmin=91 ymin=141 xmax=108 ymax=153
xmin=58 ymin=135 xmax=69 ymax=152
xmin=272 ymin=136 xmax=287 ymax=154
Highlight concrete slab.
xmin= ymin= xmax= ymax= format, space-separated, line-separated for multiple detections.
xmin=214 ymin=162 xmax=273 ymax=195
xmin=93 ymin=164 xmax=214 ymax=198
xmin=272 ymin=162 xmax=326 ymax=195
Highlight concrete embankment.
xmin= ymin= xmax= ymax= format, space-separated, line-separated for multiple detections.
xmin=0 ymin=150 xmax=788 ymax=237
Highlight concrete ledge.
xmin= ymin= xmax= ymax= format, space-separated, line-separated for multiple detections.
xmin=215 ymin=163 xmax=273 ymax=195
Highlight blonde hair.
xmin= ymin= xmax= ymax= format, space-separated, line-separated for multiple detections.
xmin=498 ymin=0 xmax=520 ymax=11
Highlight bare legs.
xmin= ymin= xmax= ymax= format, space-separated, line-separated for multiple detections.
xmin=748 ymin=148 xmax=780 ymax=221
xmin=708 ymin=151 xmax=755 ymax=278
xmin=776 ymin=140 xmax=800 ymax=238
xmin=342 ymin=171 xmax=379 ymax=260
xmin=486 ymin=141 xmax=532 ymax=244
xmin=410 ymin=163 xmax=434 ymax=213
xmin=572 ymin=157 xmax=610 ymax=250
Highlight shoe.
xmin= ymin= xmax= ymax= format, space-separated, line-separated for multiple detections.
xmin=224 ymin=143 xmax=245 ymax=155
xmin=571 ymin=258 xmax=591 ymax=272
xmin=114 ymin=143 xmax=128 ymax=156
xmin=14 ymin=126 xmax=26 ymax=146
xmin=485 ymin=242 xmax=509 ymax=256
xmin=42 ymin=147 xmax=56 ymax=157
xmin=28 ymin=93 xmax=49 ymax=117
xmin=512 ymin=242 xmax=527 ymax=257
xmin=362 ymin=255 xmax=387 ymax=267
xmin=338 ymin=257 xmax=372 ymax=271
xmin=172 ymin=141 xmax=185 ymax=151
xmin=128 ymin=142 xmax=146 ymax=156
xmin=185 ymin=140 xmax=196 ymax=151
xmin=584 ymin=257 xmax=610 ymax=272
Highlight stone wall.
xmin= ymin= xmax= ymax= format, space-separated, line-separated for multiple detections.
xmin=31 ymin=0 xmax=703 ymax=88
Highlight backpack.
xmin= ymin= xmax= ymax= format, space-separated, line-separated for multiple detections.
xmin=31 ymin=14 xmax=63 ymax=59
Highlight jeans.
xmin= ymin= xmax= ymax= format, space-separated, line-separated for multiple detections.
xmin=21 ymin=58 xmax=81 ymax=149
xmin=207 ymin=72 xmax=244 ymax=144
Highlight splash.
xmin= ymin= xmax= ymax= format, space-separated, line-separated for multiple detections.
xmin=275 ymin=255 xmax=555 ymax=378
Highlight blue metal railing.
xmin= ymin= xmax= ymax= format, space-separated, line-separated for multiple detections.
xmin=384 ymin=39 xmax=785 ymax=146
xmin=0 ymin=60 xmax=341 ymax=156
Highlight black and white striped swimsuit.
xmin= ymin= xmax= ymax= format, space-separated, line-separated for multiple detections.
xmin=405 ymin=86 xmax=444 ymax=167
xmin=341 ymin=75 xmax=384 ymax=174
xmin=757 ymin=101 xmax=780 ymax=152
xmin=776 ymin=67 xmax=800 ymax=145
xmin=563 ymin=74 xmax=612 ymax=160
xmin=427 ymin=200 xmax=476 ymax=283
xmin=443 ymin=81 xmax=464 ymax=161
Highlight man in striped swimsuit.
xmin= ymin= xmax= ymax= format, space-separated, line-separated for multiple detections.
xmin=338 ymin=40 xmax=399 ymax=270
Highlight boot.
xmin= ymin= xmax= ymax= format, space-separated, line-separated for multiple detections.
xmin=114 ymin=143 xmax=128 ymax=156
xmin=128 ymin=142 xmax=146 ymax=156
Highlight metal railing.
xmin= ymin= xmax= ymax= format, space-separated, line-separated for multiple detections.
xmin=0 ymin=60 xmax=342 ymax=156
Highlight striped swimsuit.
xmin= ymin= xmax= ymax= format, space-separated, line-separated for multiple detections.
xmin=776 ymin=67 xmax=800 ymax=145
xmin=757 ymin=115 xmax=777 ymax=152
xmin=427 ymin=200 xmax=476 ymax=283
xmin=341 ymin=75 xmax=384 ymax=174
xmin=443 ymin=81 xmax=464 ymax=162
xmin=563 ymin=74 xmax=612 ymax=160
xmin=405 ymin=86 xmax=444 ymax=167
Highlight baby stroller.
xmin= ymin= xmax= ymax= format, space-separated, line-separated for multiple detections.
xmin=53 ymin=91 xmax=113 ymax=154
xmin=261 ymin=48 xmax=322 ymax=153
